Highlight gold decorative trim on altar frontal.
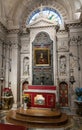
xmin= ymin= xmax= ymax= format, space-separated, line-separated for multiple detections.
xmin=34 ymin=48 xmax=50 ymax=66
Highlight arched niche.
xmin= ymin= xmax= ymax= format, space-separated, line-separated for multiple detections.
xmin=59 ymin=55 xmax=67 ymax=76
xmin=32 ymin=31 xmax=54 ymax=85
xmin=23 ymin=57 xmax=29 ymax=75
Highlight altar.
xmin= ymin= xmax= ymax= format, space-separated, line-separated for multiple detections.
xmin=24 ymin=85 xmax=57 ymax=108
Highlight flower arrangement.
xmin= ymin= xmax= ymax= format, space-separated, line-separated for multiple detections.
xmin=22 ymin=94 xmax=30 ymax=103
xmin=3 ymin=87 xmax=12 ymax=97
xmin=75 ymin=87 xmax=82 ymax=101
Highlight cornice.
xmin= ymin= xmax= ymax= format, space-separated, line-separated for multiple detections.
xmin=66 ymin=21 xmax=82 ymax=29
xmin=57 ymin=29 xmax=68 ymax=34
xmin=8 ymin=29 xmax=20 ymax=34
xmin=27 ymin=18 xmax=56 ymax=29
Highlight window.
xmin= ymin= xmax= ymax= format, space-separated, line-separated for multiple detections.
xmin=26 ymin=7 xmax=62 ymax=25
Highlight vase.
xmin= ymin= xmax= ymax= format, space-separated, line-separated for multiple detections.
xmin=77 ymin=96 xmax=82 ymax=101
xmin=23 ymin=102 xmax=27 ymax=110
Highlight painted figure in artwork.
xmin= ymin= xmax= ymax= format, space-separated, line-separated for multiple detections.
xmin=38 ymin=53 xmax=47 ymax=64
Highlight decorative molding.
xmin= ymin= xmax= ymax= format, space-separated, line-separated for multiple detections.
xmin=58 ymin=79 xmax=69 ymax=84
xmin=11 ymin=42 xmax=21 ymax=49
xmin=0 ymin=21 xmax=8 ymax=33
xmin=66 ymin=21 xmax=82 ymax=29
xmin=27 ymin=18 xmax=56 ymax=29
xmin=57 ymin=39 xmax=69 ymax=52
xmin=21 ymin=1 xmax=68 ymax=27
xmin=70 ymin=36 xmax=82 ymax=46
xmin=21 ymin=29 xmax=30 ymax=37
xmin=24 ymin=89 xmax=56 ymax=94
xmin=57 ymin=29 xmax=68 ymax=34
xmin=8 ymin=29 xmax=20 ymax=34
xmin=0 ymin=22 xmax=8 ymax=42
xmin=33 ymin=31 xmax=53 ymax=45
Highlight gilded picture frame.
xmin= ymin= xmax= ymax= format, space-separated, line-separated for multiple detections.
xmin=34 ymin=48 xmax=50 ymax=66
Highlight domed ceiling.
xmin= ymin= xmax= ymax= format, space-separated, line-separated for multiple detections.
xmin=0 ymin=0 xmax=82 ymax=29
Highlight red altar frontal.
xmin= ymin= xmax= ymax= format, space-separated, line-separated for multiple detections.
xmin=24 ymin=85 xmax=57 ymax=108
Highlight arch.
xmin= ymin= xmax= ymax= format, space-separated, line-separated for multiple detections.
xmin=26 ymin=7 xmax=62 ymax=25
xmin=24 ymin=4 xmax=67 ymax=27
xmin=33 ymin=31 xmax=53 ymax=45
xmin=7 ymin=0 xmax=70 ymax=27
xmin=6 ymin=0 xmax=82 ymax=27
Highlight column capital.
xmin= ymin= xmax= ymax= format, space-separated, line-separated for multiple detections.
xmin=11 ymin=42 xmax=21 ymax=49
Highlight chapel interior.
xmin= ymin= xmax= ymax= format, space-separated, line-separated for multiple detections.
xmin=0 ymin=0 xmax=82 ymax=130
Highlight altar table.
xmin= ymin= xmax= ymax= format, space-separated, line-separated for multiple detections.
xmin=24 ymin=85 xmax=56 ymax=108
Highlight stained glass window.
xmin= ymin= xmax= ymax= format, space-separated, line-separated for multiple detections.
xmin=26 ymin=7 xmax=62 ymax=25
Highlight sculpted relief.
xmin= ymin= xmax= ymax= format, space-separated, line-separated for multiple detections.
xmin=23 ymin=57 xmax=29 ymax=75
xmin=59 ymin=55 xmax=67 ymax=76
xmin=58 ymin=39 xmax=68 ymax=51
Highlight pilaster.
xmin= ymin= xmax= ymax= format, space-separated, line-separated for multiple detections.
xmin=5 ymin=43 xmax=11 ymax=88
xmin=7 ymin=29 xmax=21 ymax=109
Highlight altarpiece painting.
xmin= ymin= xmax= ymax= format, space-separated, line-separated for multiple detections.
xmin=34 ymin=48 xmax=50 ymax=66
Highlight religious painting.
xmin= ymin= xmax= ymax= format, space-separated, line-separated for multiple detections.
xmin=34 ymin=48 xmax=50 ymax=66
